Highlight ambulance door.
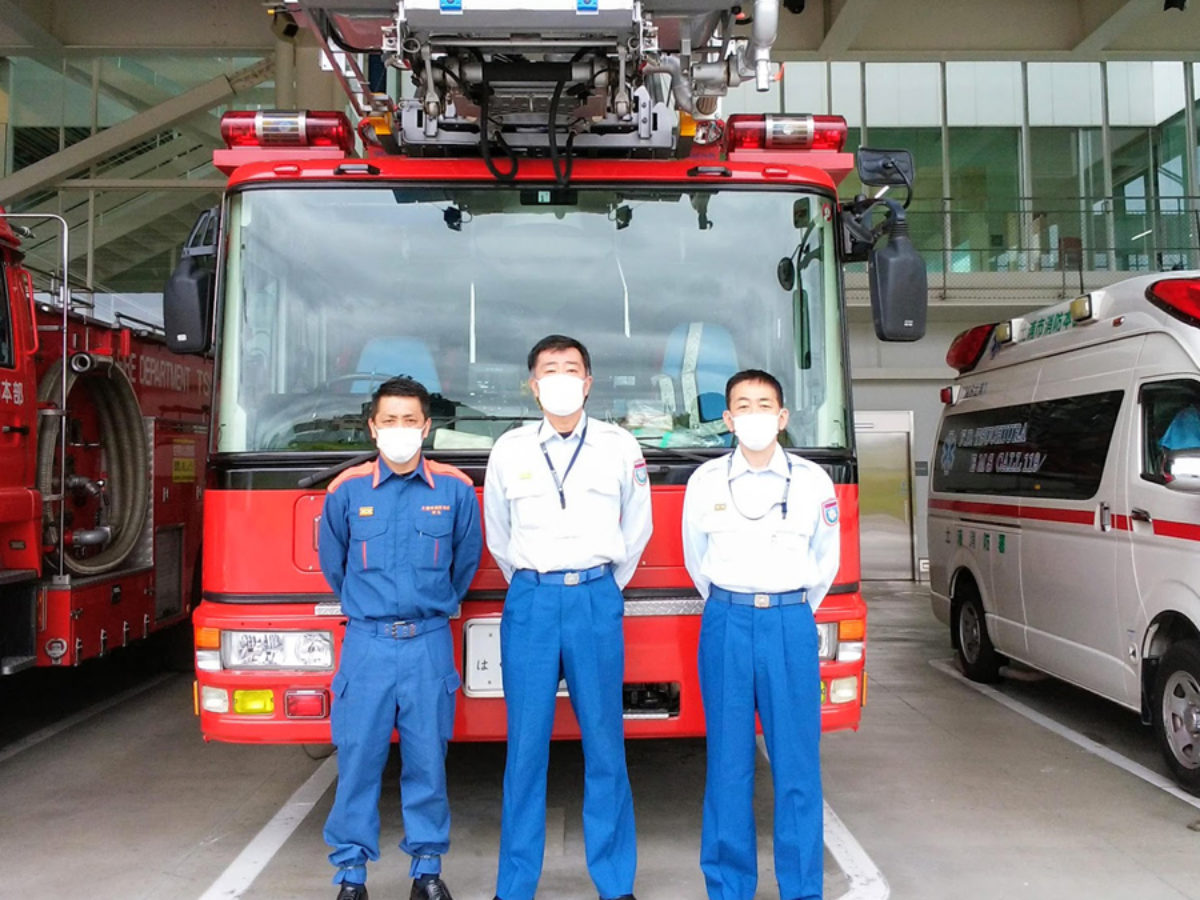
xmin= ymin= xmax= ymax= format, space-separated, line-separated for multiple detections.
xmin=1119 ymin=336 xmax=1200 ymax=710
xmin=1019 ymin=342 xmax=1135 ymax=704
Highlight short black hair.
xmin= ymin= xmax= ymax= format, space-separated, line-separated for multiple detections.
xmin=725 ymin=369 xmax=784 ymax=408
xmin=370 ymin=376 xmax=431 ymax=419
xmin=527 ymin=334 xmax=592 ymax=374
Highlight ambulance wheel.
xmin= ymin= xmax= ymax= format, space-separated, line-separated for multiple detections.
xmin=1152 ymin=641 xmax=1200 ymax=795
xmin=954 ymin=589 xmax=1002 ymax=683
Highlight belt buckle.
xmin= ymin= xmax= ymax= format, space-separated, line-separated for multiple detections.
xmin=563 ymin=571 xmax=581 ymax=586
xmin=753 ymin=593 xmax=771 ymax=609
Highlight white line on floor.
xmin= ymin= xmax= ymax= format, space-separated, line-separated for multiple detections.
xmin=0 ymin=672 xmax=175 ymax=766
xmin=757 ymin=736 xmax=890 ymax=900
xmin=198 ymin=754 xmax=339 ymax=900
xmin=929 ymin=657 xmax=1200 ymax=813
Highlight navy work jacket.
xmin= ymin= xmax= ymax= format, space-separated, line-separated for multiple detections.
xmin=318 ymin=456 xmax=483 ymax=621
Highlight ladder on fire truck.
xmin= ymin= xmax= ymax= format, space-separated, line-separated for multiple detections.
xmin=274 ymin=0 xmax=797 ymax=175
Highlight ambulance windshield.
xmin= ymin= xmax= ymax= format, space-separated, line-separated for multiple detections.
xmin=214 ymin=185 xmax=848 ymax=456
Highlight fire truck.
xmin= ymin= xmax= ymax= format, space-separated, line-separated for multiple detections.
xmin=0 ymin=211 xmax=211 ymax=674
xmin=170 ymin=0 xmax=928 ymax=742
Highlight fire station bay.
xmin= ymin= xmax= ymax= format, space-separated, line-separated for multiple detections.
xmin=8 ymin=2 xmax=1200 ymax=899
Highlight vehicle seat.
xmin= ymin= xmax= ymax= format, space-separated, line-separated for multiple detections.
xmin=352 ymin=337 xmax=442 ymax=394
xmin=660 ymin=322 xmax=738 ymax=427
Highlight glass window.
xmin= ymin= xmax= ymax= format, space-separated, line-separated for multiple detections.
xmin=1141 ymin=380 xmax=1200 ymax=481
xmin=946 ymin=62 xmax=1022 ymax=127
xmin=0 ymin=262 xmax=13 ymax=368
xmin=946 ymin=128 xmax=1021 ymax=272
xmin=216 ymin=186 xmax=848 ymax=456
xmin=1028 ymin=62 xmax=1102 ymax=127
xmin=866 ymin=63 xmax=940 ymax=128
xmin=933 ymin=391 xmax=1124 ymax=499
xmin=782 ymin=62 xmax=829 ymax=115
xmin=1029 ymin=128 xmax=1105 ymax=271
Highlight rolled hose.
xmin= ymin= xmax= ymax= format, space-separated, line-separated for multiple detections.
xmin=36 ymin=360 xmax=149 ymax=575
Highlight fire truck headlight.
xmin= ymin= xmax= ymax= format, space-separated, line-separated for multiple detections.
xmin=829 ymin=676 xmax=859 ymax=704
xmin=221 ymin=630 xmax=335 ymax=670
xmin=816 ymin=623 xmax=838 ymax=661
xmin=200 ymin=686 xmax=229 ymax=714
xmin=196 ymin=649 xmax=222 ymax=672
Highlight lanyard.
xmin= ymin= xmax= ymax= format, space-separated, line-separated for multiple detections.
xmin=540 ymin=421 xmax=588 ymax=509
xmin=726 ymin=452 xmax=792 ymax=521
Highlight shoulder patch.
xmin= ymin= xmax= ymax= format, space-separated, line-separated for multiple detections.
xmin=427 ymin=458 xmax=475 ymax=488
xmin=822 ymin=498 xmax=839 ymax=526
xmin=327 ymin=460 xmax=376 ymax=494
xmin=633 ymin=459 xmax=648 ymax=486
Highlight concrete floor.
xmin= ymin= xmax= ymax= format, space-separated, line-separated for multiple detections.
xmin=2 ymin=583 xmax=1199 ymax=899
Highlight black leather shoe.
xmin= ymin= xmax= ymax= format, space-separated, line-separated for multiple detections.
xmin=410 ymin=876 xmax=454 ymax=900
xmin=336 ymin=884 xmax=367 ymax=900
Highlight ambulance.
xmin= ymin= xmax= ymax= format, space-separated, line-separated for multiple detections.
xmin=928 ymin=272 xmax=1200 ymax=793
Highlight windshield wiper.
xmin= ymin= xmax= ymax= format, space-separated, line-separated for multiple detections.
xmin=298 ymin=452 xmax=377 ymax=489
xmin=636 ymin=440 xmax=726 ymax=465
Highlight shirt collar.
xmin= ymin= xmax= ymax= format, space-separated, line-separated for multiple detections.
xmin=538 ymin=411 xmax=588 ymax=445
xmin=728 ymin=443 xmax=788 ymax=479
xmin=372 ymin=454 xmax=435 ymax=489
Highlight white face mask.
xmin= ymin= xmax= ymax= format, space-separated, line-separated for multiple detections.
xmin=536 ymin=374 xmax=586 ymax=417
xmin=375 ymin=425 xmax=424 ymax=464
xmin=733 ymin=412 xmax=781 ymax=452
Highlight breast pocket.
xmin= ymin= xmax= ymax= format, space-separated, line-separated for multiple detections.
xmin=414 ymin=515 xmax=454 ymax=572
xmin=771 ymin=517 xmax=814 ymax=556
xmin=505 ymin=477 xmax=560 ymax=528
xmin=350 ymin=515 xmax=390 ymax=572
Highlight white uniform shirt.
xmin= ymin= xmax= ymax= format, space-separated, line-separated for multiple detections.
xmin=681 ymin=445 xmax=841 ymax=610
xmin=484 ymin=413 xmax=654 ymax=588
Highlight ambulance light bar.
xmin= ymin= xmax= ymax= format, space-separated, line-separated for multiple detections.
xmin=945 ymin=323 xmax=996 ymax=374
xmin=725 ymin=115 xmax=848 ymax=153
xmin=1147 ymin=278 xmax=1200 ymax=329
xmin=220 ymin=110 xmax=354 ymax=153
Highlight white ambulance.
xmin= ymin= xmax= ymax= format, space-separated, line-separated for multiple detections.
xmin=928 ymin=272 xmax=1200 ymax=793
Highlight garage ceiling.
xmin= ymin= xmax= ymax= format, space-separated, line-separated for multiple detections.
xmin=0 ymin=0 xmax=1198 ymax=59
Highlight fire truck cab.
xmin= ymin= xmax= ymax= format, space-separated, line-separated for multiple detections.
xmin=166 ymin=0 xmax=928 ymax=743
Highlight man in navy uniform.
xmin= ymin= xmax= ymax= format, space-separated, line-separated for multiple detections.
xmin=319 ymin=376 xmax=483 ymax=900
xmin=682 ymin=369 xmax=840 ymax=900
xmin=483 ymin=334 xmax=653 ymax=900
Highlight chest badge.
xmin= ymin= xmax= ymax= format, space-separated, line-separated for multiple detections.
xmin=714 ymin=503 xmax=726 ymax=512
xmin=358 ymin=506 xmax=374 ymax=517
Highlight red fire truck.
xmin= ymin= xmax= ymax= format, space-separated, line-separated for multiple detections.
xmin=0 ymin=211 xmax=211 ymax=674
xmin=171 ymin=0 xmax=927 ymax=742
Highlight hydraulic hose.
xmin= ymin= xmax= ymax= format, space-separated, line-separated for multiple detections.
xmin=548 ymin=80 xmax=577 ymax=187
xmin=478 ymin=86 xmax=518 ymax=182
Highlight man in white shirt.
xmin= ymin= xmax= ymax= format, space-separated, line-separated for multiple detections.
xmin=681 ymin=369 xmax=840 ymax=900
xmin=483 ymin=334 xmax=653 ymax=900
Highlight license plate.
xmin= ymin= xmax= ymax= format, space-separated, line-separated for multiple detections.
xmin=463 ymin=617 xmax=504 ymax=698
xmin=463 ymin=616 xmax=568 ymax=699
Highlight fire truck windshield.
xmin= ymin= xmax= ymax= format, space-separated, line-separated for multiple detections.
xmin=214 ymin=185 xmax=848 ymax=456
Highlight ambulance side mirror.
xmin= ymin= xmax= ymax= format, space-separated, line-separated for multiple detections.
xmin=1163 ymin=450 xmax=1200 ymax=492
xmin=164 ymin=208 xmax=218 ymax=355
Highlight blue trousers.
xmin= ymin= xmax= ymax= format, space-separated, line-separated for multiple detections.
xmin=324 ymin=618 xmax=460 ymax=885
xmin=495 ymin=570 xmax=637 ymax=900
xmin=698 ymin=593 xmax=823 ymax=900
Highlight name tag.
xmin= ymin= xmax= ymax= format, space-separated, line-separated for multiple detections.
xmin=358 ymin=506 xmax=374 ymax=517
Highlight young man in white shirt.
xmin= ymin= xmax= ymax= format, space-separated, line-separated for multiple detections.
xmin=681 ymin=369 xmax=840 ymax=900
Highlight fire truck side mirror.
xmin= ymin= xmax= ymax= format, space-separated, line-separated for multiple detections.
xmin=867 ymin=199 xmax=927 ymax=342
xmin=164 ymin=208 xmax=218 ymax=355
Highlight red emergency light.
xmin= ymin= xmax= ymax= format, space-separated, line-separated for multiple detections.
xmin=1146 ymin=278 xmax=1200 ymax=329
xmin=220 ymin=110 xmax=354 ymax=153
xmin=725 ymin=114 xmax=848 ymax=153
xmin=945 ymin=323 xmax=996 ymax=374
